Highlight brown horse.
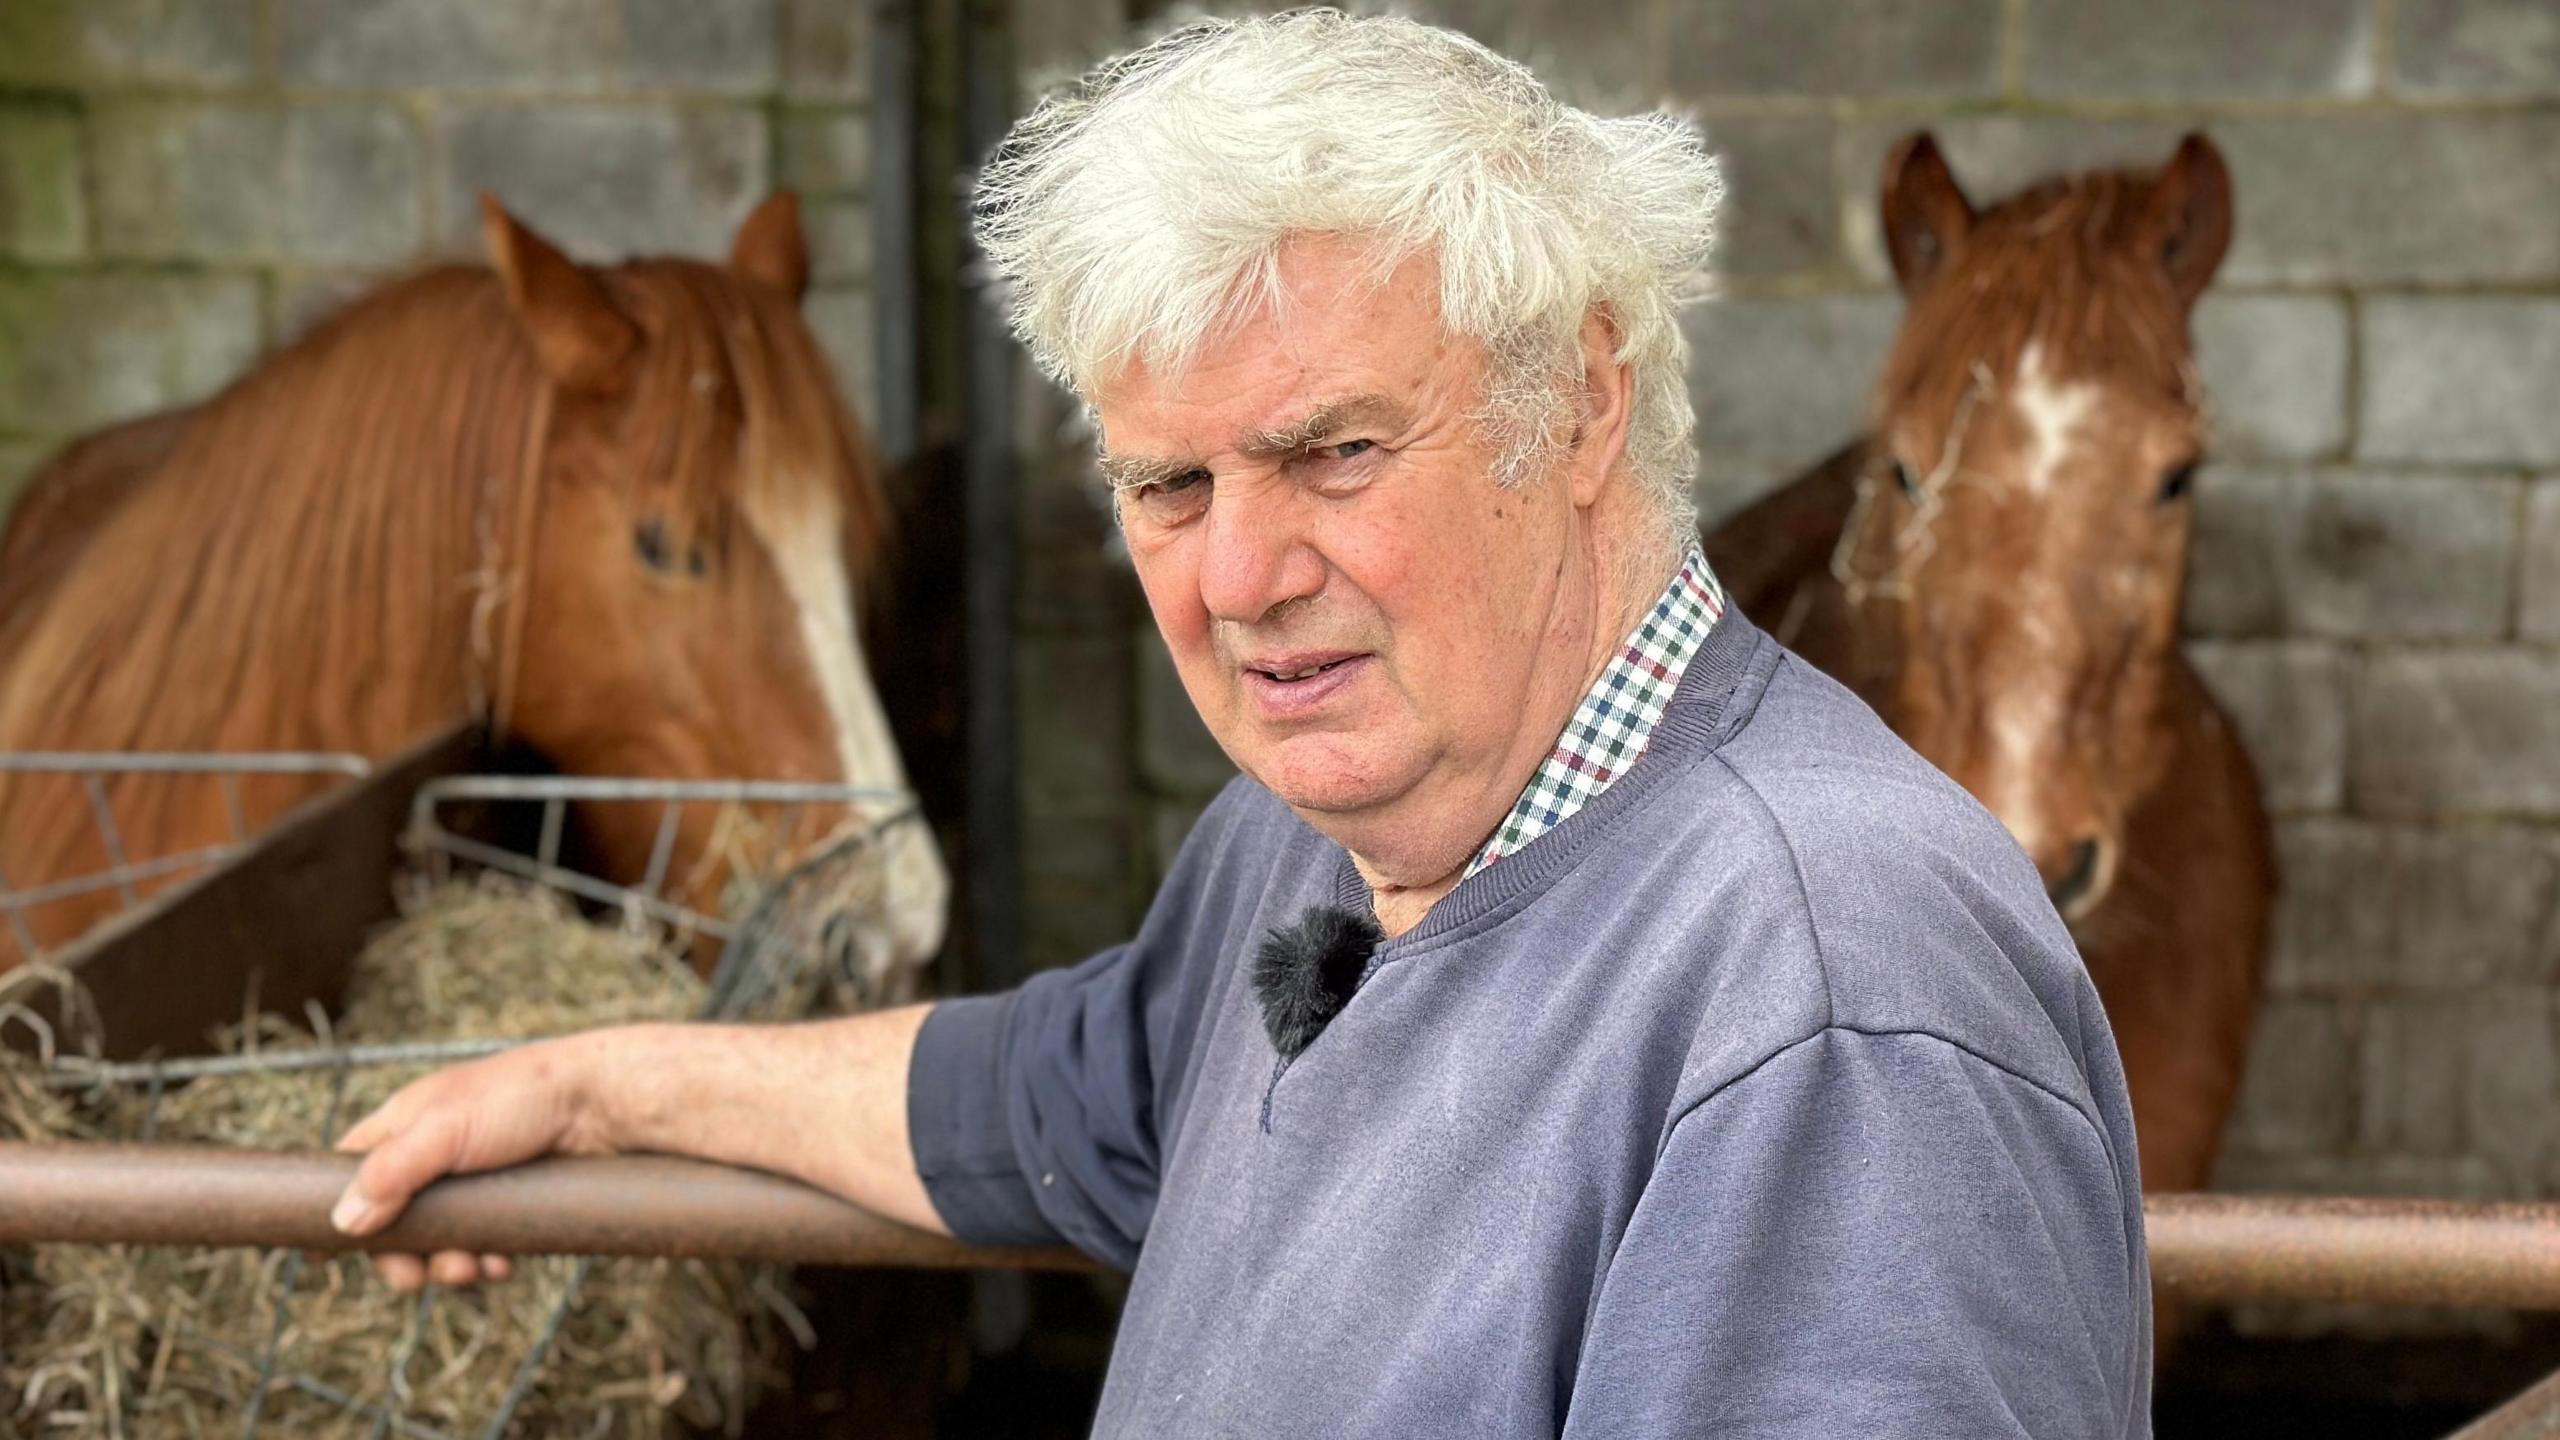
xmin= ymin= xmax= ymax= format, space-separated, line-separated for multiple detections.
xmin=1708 ymin=133 xmax=2272 ymax=1216
xmin=0 ymin=194 xmax=948 ymax=982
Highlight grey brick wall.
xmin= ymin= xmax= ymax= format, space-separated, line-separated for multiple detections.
xmin=1014 ymin=1 xmax=2560 ymax=1292
xmin=0 ymin=0 xmax=878 ymax=517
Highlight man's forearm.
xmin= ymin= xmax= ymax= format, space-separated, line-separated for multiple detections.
xmin=581 ymin=1004 xmax=948 ymax=1235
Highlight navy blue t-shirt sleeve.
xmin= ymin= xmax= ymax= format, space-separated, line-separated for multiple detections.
xmin=908 ymin=945 xmax=1162 ymax=1266
xmin=1563 ymin=1027 xmax=2150 ymax=1439
xmin=907 ymin=782 xmax=1254 ymax=1269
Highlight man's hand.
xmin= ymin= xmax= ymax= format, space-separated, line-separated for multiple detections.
xmin=329 ymin=1007 xmax=946 ymax=1293
xmin=332 ymin=1031 xmax=622 ymax=1292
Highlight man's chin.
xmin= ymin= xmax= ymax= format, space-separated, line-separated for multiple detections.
xmin=1264 ymin=778 xmax=1389 ymax=818
xmin=1243 ymin=747 xmax=1412 ymax=821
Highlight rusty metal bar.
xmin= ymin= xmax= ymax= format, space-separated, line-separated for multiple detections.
xmin=0 ymin=1142 xmax=1096 ymax=1272
xmin=13 ymin=1159 xmax=2560 ymax=1305
xmin=2148 ymin=1193 xmax=2560 ymax=1309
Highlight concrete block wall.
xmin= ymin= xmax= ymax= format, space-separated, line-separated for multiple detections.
xmin=0 ymin=0 xmax=881 ymax=513
xmin=1056 ymin=0 xmax=2560 ymax=1237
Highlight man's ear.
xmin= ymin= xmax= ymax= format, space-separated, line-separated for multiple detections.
xmin=731 ymin=191 xmax=811 ymax=303
xmin=480 ymin=194 xmax=638 ymax=393
xmin=1568 ymin=308 xmax=1635 ymax=508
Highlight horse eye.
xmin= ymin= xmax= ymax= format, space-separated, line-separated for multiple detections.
xmin=1891 ymin=459 xmax=1920 ymax=500
xmin=634 ymin=519 xmax=678 ymax=573
xmin=2158 ymin=461 xmax=2200 ymax=505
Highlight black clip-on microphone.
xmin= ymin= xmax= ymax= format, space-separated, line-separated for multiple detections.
xmin=1252 ymin=905 xmax=1385 ymax=1061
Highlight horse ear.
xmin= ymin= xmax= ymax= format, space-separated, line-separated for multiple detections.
xmin=731 ymin=191 xmax=810 ymax=303
xmin=478 ymin=195 xmax=639 ymax=392
xmin=1879 ymin=132 xmax=1974 ymax=297
xmin=2143 ymin=133 xmax=2233 ymax=311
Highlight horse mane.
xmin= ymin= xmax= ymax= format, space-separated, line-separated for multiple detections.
xmin=0 ymin=250 xmax=890 ymax=906
xmin=0 ymin=405 xmax=197 ymax=671
xmin=1876 ymin=166 xmax=2198 ymax=430
xmin=0 ymin=266 xmax=537 ymax=765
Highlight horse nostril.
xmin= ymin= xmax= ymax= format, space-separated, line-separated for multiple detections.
xmin=2049 ymin=837 xmax=2106 ymax=914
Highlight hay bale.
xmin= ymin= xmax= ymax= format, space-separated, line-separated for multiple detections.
xmin=1 ymin=877 xmax=806 ymax=1439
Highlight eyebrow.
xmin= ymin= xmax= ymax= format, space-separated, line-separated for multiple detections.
xmin=1098 ymin=392 xmax=1411 ymax=494
xmin=1098 ymin=451 xmax=1198 ymax=495
xmin=1239 ymin=393 xmax=1407 ymax=456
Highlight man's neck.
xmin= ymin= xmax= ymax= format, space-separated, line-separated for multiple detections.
xmin=1353 ymin=529 xmax=1682 ymax=938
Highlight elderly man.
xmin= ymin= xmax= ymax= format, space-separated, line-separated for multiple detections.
xmin=334 ymin=12 xmax=2150 ymax=1435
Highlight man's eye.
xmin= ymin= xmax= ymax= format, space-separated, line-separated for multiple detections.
xmin=1134 ymin=469 xmax=1213 ymax=523
xmin=1323 ymin=439 xmax=1374 ymax=461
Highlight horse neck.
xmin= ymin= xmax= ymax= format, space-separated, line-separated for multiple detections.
xmin=0 ymin=269 xmax=543 ymax=761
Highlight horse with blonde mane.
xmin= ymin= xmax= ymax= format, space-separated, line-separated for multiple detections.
xmin=1709 ymin=133 xmax=2273 ymax=1235
xmin=0 ymin=194 xmax=948 ymax=983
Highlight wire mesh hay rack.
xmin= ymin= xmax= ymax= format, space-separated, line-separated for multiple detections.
xmin=0 ymin=732 xmax=931 ymax=1438
xmin=0 ymin=750 xmax=373 ymax=971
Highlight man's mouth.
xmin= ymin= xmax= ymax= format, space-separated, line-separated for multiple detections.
xmin=1255 ymin=658 xmax=1354 ymax=682
xmin=1238 ymin=652 xmax=1370 ymax=718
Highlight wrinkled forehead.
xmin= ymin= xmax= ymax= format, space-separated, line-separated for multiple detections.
xmin=1093 ymin=292 xmax=1480 ymax=471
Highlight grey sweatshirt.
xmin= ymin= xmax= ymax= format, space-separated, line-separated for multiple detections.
xmin=909 ymin=613 xmax=2151 ymax=1437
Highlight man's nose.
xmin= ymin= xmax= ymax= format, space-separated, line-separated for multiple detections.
xmin=1196 ymin=482 xmax=1323 ymax=624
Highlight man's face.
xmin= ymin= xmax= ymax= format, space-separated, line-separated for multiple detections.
xmin=1098 ymin=239 xmax=1603 ymax=851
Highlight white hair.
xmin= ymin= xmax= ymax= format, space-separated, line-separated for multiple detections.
xmin=972 ymin=8 xmax=1723 ymax=537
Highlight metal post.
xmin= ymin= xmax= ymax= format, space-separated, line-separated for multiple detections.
xmin=958 ymin=0 xmax=1020 ymax=991
xmin=872 ymin=0 xmax=921 ymax=468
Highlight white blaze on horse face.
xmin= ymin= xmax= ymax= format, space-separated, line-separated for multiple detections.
xmin=2012 ymin=342 xmax=2099 ymax=497
xmin=762 ymin=496 xmax=952 ymax=973
xmin=1969 ymin=347 xmax=2099 ymax=875
xmin=1978 ymin=591 xmax=2074 ymax=864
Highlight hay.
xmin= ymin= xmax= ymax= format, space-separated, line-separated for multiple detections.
xmin=0 ymin=876 xmax=805 ymax=1439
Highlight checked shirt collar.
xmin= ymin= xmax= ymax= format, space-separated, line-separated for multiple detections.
xmin=1463 ymin=544 xmax=1728 ymax=880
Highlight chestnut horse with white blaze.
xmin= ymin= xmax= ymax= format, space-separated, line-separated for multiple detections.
xmin=1708 ymin=133 xmax=2273 ymax=1215
xmin=0 ymin=194 xmax=948 ymax=982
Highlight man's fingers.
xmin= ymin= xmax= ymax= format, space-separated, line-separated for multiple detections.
xmin=374 ymin=1253 xmax=428 ymax=1294
xmin=481 ymin=1254 xmax=513 ymax=1281
xmin=326 ymin=1041 xmax=592 ymax=1278
xmin=333 ymin=1109 xmax=467 ymax=1236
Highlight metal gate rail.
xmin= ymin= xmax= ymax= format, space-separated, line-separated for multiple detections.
xmin=12 ymin=1179 xmax=2560 ymax=1309
xmin=2148 ymin=1193 xmax=2560 ymax=1309
xmin=17 ymin=1153 xmax=2560 ymax=1432
xmin=0 ymin=1141 xmax=1089 ymax=1271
